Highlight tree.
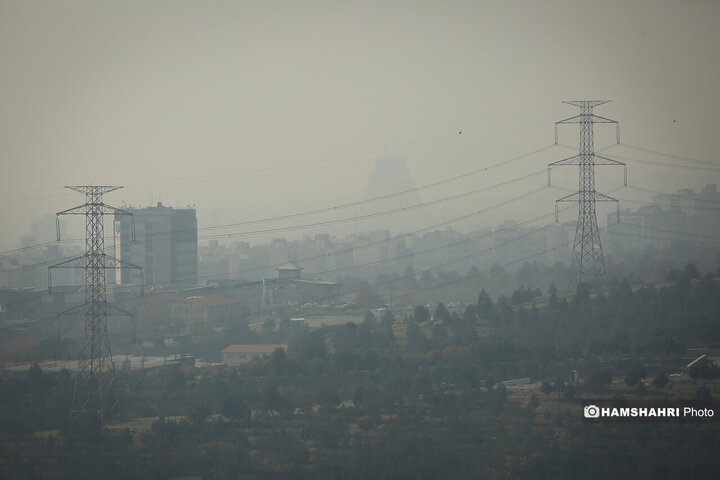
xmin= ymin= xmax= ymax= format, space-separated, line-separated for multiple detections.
xmin=585 ymin=369 xmax=612 ymax=392
xmin=261 ymin=383 xmax=289 ymax=413
xmin=433 ymin=302 xmax=450 ymax=324
xmin=493 ymin=295 xmax=513 ymax=326
xmin=694 ymin=386 xmax=712 ymax=401
xmin=572 ymin=283 xmax=590 ymax=309
xmin=317 ymin=383 xmax=340 ymax=408
xmin=623 ymin=362 xmax=647 ymax=387
xmin=270 ymin=347 xmax=288 ymax=375
xmin=541 ymin=380 xmax=553 ymax=396
xmin=369 ymin=310 xmax=395 ymax=349
xmin=406 ymin=321 xmax=427 ymax=352
xmin=652 ymin=372 xmax=669 ymax=390
xmin=27 ymin=363 xmax=44 ymax=392
xmin=689 ymin=360 xmax=720 ymax=381
xmin=431 ymin=324 xmax=449 ymax=349
xmin=160 ymin=366 xmax=187 ymax=393
xmin=477 ymin=289 xmax=492 ymax=319
xmin=413 ymin=305 xmax=430 ymax=324
xmin=363 ymin=311 xmax=377 ymax=329
xmin=548 ymin=283 xmax=558 ymax=309
xmin=462 ymin=304 xmax=478 ymax=326
xmin=683 ymin=263 xmax=700 ymax=282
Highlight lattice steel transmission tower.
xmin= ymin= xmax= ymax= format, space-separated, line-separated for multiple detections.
xmin=548 ymin=101 xmax=626 ymax=285
xmin=49 ymin=185 xmax=142 ymax=421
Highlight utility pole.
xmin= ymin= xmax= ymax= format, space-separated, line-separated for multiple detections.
xmin=548 ymin=101 xmax=626 ymax=286
xmin=49 ymin=185 xmax=142 ymax=426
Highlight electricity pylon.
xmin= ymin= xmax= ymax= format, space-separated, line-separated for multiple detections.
xmin=548 ymin=101 xmax=626 ymax=285
xmin=49 ymin=185 xmax=142 ymax=424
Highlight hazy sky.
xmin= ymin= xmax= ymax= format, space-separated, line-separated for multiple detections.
xmin=1 ymin=0 xmax=719 ymax=251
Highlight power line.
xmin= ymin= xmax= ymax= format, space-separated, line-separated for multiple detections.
xmin=111 ymin=219 xmax=578 ymax=349
xmin=199 ymin=186 xmax=555 ymax=283
xmin=128 ymin=226 xmax=581 ymax=348
xmin=10 ymin=201 xmax=718 ymax=338
xmin=603 ymin=152 xmax=720 ymax=172
xmin=0 ymin=110 xmax=558 ymax=201
xmin=100 ymin=145 xmax=557 ymax=241
xmin=2 ymin=186 xmax=553 ymax=319
xmin=192 ymin=145 xmax=555 ymax=232
xmin=0 ymin=241 xmax=59 ymax=256
xmin=618 ymin=143 xmax=719 ymax=168
xmin=624 ymin=185 xmax=720 ymax=206
xmin=192 ymin=170 xmax=547 ymax=241
xmin=616 ymin=197 xmax=720 ymax=214
xmin=607 ymin=227 xmax=720 ymax=245
xmin=0 ymin=169 xmax=548 ymax=275
xmin=0 ymin=202 xmax=565 ymax=335
xmin=0 ymin=144 xmax=559 ymax=255
xmin=112 ymin=186 xmax=560 ymax=291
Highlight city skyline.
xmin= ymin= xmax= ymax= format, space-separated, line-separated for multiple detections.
xmin=2 ymin=0 xmax=719 ymax=253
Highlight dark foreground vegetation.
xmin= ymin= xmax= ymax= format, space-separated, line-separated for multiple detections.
xmin=1 ymin=265 xmax=719 ymax=479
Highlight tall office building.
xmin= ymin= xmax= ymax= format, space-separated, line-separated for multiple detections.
xmin=114 ymin=202 xmax=198 ymax=286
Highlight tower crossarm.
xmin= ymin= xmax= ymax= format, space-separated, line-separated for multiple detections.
xmin=66 ymin=185 xmax=122 ymax=196
xmin=549 ymin=154 xmax=583 ymax=167
xmin=591 ymin=191 xmax=619 ymax=203
xmin=102 ymin=254 xmax=144 ymax=294
xmin=556 ymin=114 xmax=618 ymax=125
xmin=53 ymin=301 xmax=134 ymax=318
xmin=48 ymin=253 xmax=86 ymax=268
xmin=105 ymin=302 xmax=134 ymax=317
xmin=562 ymin=100 xmax=610 ymax=108
xmin=57 ymin=204 xmax=134 ymax=216
xmin=547 ymin=153 xmax=625 ymax=187
xmin=100 ymin=253 xmax=142 ymax=270
xmin=54 ymin=303 xmax=90 ymax=317
xmin=56 ymin=204 xmax=91 ymax=216
xmin=593 ymin=154 xmax=625 ymax=166
xmin=555 ymin=191 xmax=581 ymax=203
xmin=56 ymin=204 xmax=135 ymax=242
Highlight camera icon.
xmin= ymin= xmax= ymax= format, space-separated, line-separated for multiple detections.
xmin=584 ymin=405 xmax=600 ymax=418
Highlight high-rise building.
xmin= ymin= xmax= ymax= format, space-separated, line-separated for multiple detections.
xmin=114 ymin=202 xmax=197 ymax=286
xmin=607 ymin=184 xmax=720 ymax=248
xmin=359 ymin=156 xmax=425 ymax=235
